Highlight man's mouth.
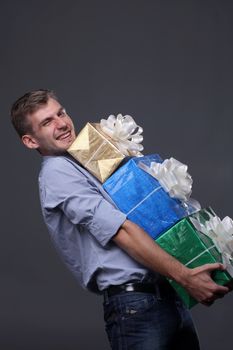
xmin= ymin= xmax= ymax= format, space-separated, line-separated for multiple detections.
xmin=56 ymin=130 xmax=71 ymax=140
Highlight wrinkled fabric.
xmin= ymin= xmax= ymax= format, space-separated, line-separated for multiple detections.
xmin=39 ymin=154 xmax=155 ymax=292
xmin=103 ymin=289 xmax=200 ymax=350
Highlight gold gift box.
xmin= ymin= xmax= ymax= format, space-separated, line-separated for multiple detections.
xmin=68 ymin=123 xmax=126 ymax=182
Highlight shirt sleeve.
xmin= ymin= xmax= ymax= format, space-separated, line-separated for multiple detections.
xmin=40 ymin=157 xmax=127 ymax=247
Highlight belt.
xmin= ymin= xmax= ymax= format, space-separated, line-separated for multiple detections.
xmin=103 ymin=280 xmax=174 ymax=299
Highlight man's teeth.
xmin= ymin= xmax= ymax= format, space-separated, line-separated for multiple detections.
xmin=58 ymin=131 xmax=70 ymax=140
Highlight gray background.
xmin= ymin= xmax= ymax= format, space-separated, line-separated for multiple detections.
xmin=1 ymin=0 xmax=233 ymax=349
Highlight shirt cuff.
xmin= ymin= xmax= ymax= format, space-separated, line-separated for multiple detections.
xmin=89 ymin=199 xmax=127 ymax=247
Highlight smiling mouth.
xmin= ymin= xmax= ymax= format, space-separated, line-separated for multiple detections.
xmin=56 ymin=131 xmax=72 ymax=140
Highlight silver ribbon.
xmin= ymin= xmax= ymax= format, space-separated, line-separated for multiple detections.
xmin=190 ymin=214 xmax=233 ymax=276
xmin=100 ymin=114 xmax=143 ymax=156
xmin=139 ymin=157 xmax=193 ymax=202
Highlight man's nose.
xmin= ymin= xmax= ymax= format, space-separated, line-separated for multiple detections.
xmin=55 ymin=116 xmax=67 ymax=129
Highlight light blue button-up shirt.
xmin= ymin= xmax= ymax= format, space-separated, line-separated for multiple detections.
xmin=38 ymin=155 xmax=157 ymax=293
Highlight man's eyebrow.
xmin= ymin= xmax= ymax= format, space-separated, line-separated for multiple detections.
xmin=39 ymin=116 xmax=53 ymax=126
xmin=39 ymin=107 xmax=65 ymax=126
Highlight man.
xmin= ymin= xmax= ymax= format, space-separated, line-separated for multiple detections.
xmin=11 ymin=89 xmax=229 ymax=349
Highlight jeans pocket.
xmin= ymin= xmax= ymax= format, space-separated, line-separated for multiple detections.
xmin=104 ymin=292 xmax=158 ymax=324
xmin=120 ymin=293 xmax=157 ymax=320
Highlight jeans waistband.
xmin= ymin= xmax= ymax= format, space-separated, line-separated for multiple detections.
xmin=103 ymin=280 xmax=176 ymax=302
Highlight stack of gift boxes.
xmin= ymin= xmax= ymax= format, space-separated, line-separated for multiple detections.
xmin=68 ymin=114 xmax=233 ymax=308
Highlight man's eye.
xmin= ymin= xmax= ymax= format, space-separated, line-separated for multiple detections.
xmin=43 ymin=120 xmax=51 ymax=126
xmin=59 ymin=109 xmax=66 ymax=117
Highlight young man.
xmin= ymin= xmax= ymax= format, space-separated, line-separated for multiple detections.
xmin=11 ymin=89 xmax=229 ymax=349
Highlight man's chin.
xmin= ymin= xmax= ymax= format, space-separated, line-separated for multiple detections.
xmin=40 ymin=147 xmax=69 ymax=156
xmin=53 ymin=146 xmax=71 ymax=156
xmin=40 ymin=136 xmax=76 ymax=156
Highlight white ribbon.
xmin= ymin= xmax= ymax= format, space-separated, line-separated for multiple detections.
xmin=100 ymin=114 xmax=143 ymax=156
xmin=139 ymin=157 xmax=193 ymax=202
xmin=190 ymin=213 xmax=233 ymax=276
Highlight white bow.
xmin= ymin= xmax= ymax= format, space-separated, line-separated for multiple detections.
xmin=190 ymin=214 xmax=233 ymax=276
xmin=139 ymin=157 xmax=193 ymax=201
xmin=100 ymin=114 xmax=143 ymax=156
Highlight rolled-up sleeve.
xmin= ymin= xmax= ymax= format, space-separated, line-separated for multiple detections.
xmin=40 ymin=158 xmax=126 ymax=246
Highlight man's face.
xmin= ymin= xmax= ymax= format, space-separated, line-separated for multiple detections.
xmin=23 ymin=98 xmax=76 ymax=156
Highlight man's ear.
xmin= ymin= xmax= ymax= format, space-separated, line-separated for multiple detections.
xmin=21 ymin=134 xmax=39 ymax=150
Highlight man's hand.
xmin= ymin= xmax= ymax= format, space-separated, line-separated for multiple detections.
xmin=181 ymin=263 xmax=229 ymax=305
xmin=113 ymin=219 xmax=230 ymax=305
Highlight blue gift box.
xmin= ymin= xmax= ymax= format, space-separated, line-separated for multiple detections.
xmin=103 ymin=154 xmax=190 ymax=239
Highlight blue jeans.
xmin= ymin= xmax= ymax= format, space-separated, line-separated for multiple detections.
xmin=103 ymin=287 xmax=200 ymax=350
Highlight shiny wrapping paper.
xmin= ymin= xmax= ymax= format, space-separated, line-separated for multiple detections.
xmin=103 ymin=154 xmax=193 ymax=239
xmin=156 ymin=208 xmax=232 ymax=308
xmin=68 ymin=123 xmax=125 ymax=183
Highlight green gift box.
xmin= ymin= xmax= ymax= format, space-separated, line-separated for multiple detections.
xmin=156 ymin=208 xmax=233 ymax=308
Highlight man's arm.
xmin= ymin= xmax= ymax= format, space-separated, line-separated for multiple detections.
xmin=113 ymin=219 xmax=229 ymax=304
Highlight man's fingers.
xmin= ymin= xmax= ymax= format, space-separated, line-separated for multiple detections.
xmin=214 ymin=284 xmax=229 ymax=294
xmin=186 ymin=263 xmax=231 ymax=304
xmin=201 ymin=289 xmax=229 ymax=306
xmin=197 ymin=263 xmax=225 ymax=274
xmin=202 ymin=285 xmax=229 ymax=303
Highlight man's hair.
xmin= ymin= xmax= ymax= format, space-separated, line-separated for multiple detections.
xmin=11 ymin=89 xmax=58 ymax=137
